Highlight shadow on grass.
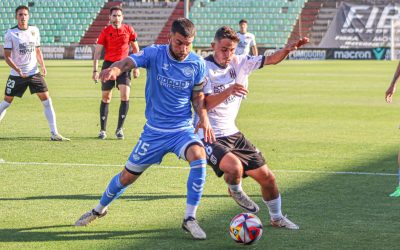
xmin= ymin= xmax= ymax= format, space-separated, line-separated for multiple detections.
xmin=0 ymin=193 xmax=229 ymax=201
xmin=0 ymin=225 xmax=172 ymax=242
xmin=0 ymin=137 xmax=50 ymax=141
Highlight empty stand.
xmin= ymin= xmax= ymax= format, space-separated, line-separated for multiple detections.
xmin=288 ymin=0 xmax=323 ymax=47
xmin=0 ymin=0 xmax=106 ymax=46
xmin=121 ymin=0 xmax=180 ymax=46
xmin=189 ymin=0 xmax=307 ymax=48
xmin=80 ymin=1 xmax=122 ymax=45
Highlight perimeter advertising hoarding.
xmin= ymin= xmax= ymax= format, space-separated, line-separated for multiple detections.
xmin=319 ymin=2 xmax=400 ymax=48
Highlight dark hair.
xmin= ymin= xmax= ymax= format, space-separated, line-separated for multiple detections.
xmin=110 ymin=6 xmax=123 ymax=15
xmin=214 ymin=26 xmax=240 ymax=43
xmin=15 ymin=5 xmax=29 ymax=14
xmin=171 ymin=18 xmax=195 ymax=37
xmin=239 ymin=19 xmax=248 ymax=24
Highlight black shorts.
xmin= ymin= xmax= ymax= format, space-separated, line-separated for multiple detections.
xmin=101 ymin=60 xmax=131 ymax=91
xmin=202 ymin=132 xmax=266 ymax=177
xmin=5 ymin=73 xmax=48 ymax=97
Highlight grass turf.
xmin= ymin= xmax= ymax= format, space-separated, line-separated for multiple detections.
xmin=0 ymin=60 xmax=399 ymax=249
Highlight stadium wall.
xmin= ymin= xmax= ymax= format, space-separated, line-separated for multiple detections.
xmin=195 ymin=47 xmax=396 ymax=60
xmin=0 ymin=45 xmax=96 ymax=60
xmin=0 ymin=45 xmax=394 ymax=61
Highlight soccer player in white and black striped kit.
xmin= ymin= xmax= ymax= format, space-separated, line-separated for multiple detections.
xmin=196 ymin=26 xmax=308 ymax=229
xmin=0 ymin=5 xmax=69 ymax=141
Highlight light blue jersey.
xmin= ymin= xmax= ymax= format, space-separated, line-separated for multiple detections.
xmin=128 ymin=45 xmax=206 ymax=130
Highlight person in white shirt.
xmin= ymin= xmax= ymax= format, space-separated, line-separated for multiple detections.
xmin=0 ymin=5 xmax=69 ymax=141
xmin=235 ymin=19 xmax=258 ymax=56
xmin=196 ymin=26 xmax=308 ymax=229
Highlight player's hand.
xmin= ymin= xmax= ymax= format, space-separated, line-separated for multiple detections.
xmin=285 ymin=37 xmax=309 ymax=51
xmin=229 ymin=83 xmax=248 ymax=97
xmin=41 ymin=67 xmax=47 ymax=77
xmin=100 ymin=67 xmax=121 ymax=82
xmin=386 ymin=84 xmax=396 ymax=103
xmin=16 ymin=68 xmax=27 ymax=78
xmin=195 ymin=118 xmax=215 ymax=144
xmin=133 ymin=68 xmax=140 ymax=79
xmin=92 ymin=71 xmax=100 ymax=84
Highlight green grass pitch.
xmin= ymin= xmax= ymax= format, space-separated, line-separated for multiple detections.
xmin=0 ymin=60 xmax=399 ymax=249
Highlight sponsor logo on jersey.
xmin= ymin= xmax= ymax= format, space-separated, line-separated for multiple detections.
xmin=18 ymin=42 xmax=35 ymax=55
xmin=157 ymin=74 xmax=191 ymax=90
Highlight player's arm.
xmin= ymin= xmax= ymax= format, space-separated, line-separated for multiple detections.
xmin=130 ymin=41 xmax=140 ymax=79
xmin=192 ymin=86 xmax=215 ymax=143
xmin=204 ymin=84 xmax=248 ymax=110
xmin=251 ymin=45 xmax=258 ymax=56
xmin=92 ymin=44 xmax=103 ymax=82
xmin=3 ymin=49 xmax=26 ymax=78
xmin=264 ymin=37 xmax=309 ymax=65
xmin=385 ymin=61 xmax=400 ymax=103
xmin=35 ymin=47 xmax=46 ymax=76
xmin=99 ymin=57 xmax=135 ymax=82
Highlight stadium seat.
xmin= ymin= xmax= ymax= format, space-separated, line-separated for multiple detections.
xmin=0 ymin=0 xmax=107 ymax=45
xmin=190 ymin=0 xmax=306 ymax=47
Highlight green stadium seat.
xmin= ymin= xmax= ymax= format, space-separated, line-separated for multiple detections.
xmin=190 ymin=0 xmax=305 ymax=47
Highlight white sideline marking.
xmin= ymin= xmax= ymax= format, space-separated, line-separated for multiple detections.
xmin=0 ymin=160 xmax=396 ymax=176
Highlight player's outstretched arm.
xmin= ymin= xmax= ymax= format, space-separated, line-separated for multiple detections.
xmin=192 ymin=90 xmax=215 ymax=143
xmin=99 ymin=57 xmax=135 ymax=82
xmin=265 ymin=37 xmax=309 ymax=65
xmin=204 ymin=83 xmax=248 ymax=110
xmin=386 ymin=61 xmax=400 ymax=103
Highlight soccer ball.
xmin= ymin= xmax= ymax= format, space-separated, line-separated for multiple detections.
xmin=229 ymin=213 xmax=263 ymax=245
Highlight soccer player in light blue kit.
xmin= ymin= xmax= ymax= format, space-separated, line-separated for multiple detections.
xmin=75 ymin=18 xmax=215 ymax=240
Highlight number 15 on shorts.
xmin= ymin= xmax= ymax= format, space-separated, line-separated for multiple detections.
xmin=134 ymin=140 xmax=150 ymax=156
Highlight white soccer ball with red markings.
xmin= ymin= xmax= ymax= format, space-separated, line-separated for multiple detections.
xmin=229 ymin=213 xmax=263 ymax=244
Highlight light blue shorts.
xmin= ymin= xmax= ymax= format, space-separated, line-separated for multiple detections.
xmin=125 ymin=124 xmax=203 ymax=173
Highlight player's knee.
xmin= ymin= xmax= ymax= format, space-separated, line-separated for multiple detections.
xmin=4 ymin=96 xmax=14 ymax=103
xmin=186 ymin=143 xmax=206 ymax=161
xmin=102 ymin=97 xmax=111 ymax=103
xmin=120 ymin=169 xmax=140 ymax=186
xmin=220 ymin=154 xmax=242 ymax=177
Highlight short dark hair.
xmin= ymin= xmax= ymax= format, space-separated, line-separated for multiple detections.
xmin=110 ymin=6 xmax=123 ymax=15
xmin=171 ymin=18 xmax=195 ymax=37
xmin=214 ymin=26 xmax=240 ymax=43
xmin=15 ymin=5 xmax=29 ymax=14
xmin=239 ymin=19 xmax=248 ymax=24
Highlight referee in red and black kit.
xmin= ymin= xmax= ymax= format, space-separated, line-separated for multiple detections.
xmin=92 ymin=5 xmax=140 ymax=140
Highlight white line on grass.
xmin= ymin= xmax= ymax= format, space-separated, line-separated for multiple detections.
xmin=0 ymin=160 xmax=396 ymax=176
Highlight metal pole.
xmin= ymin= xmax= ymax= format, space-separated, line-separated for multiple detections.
xmin=184 ymin=0 xmax=189 ymax=19
xmin=391 ymin=18 xmax=395 ymax=60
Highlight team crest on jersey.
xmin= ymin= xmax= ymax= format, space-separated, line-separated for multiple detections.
xmin=31 ymin=30 xmax=35 ymax=37
xmin=182 ymin=66 xmax=194 ymax=77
